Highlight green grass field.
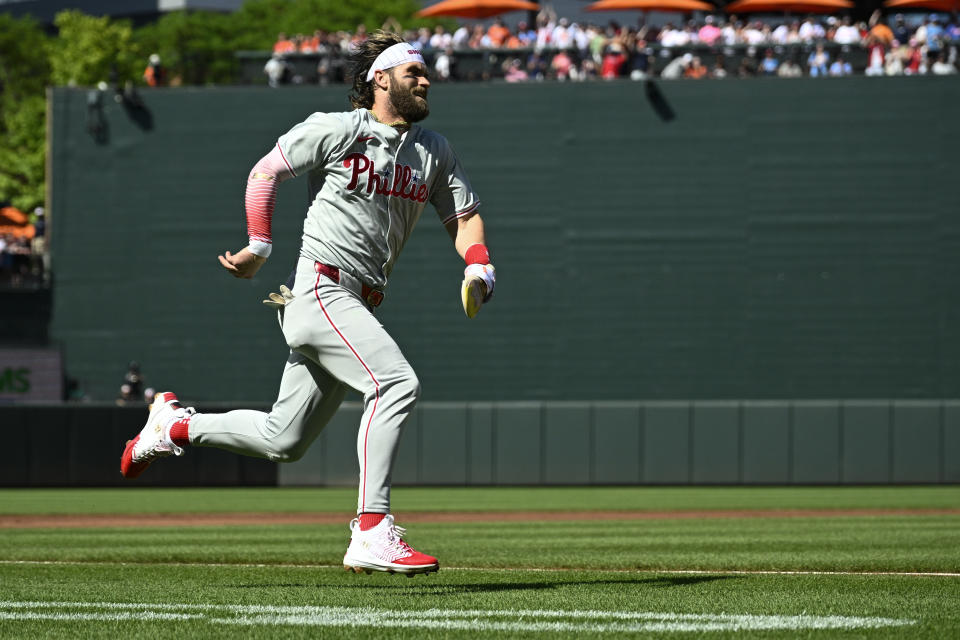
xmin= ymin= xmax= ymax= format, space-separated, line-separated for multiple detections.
xmin=1 ymin=487 xmax=958 ymax=638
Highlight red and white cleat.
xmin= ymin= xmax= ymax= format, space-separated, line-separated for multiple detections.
xmin=119 ymin=391 xmax=192 ymax=479
xmin=343 ymin=515 xmax=439 ymax=576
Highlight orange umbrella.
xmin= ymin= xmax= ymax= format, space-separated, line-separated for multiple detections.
xmin=586 ymin=0 xmax=715 ymax=11
xmin=884 ymin=0 xmax=960 ymax=11
xmin=725 ymin=0 xmax=853 ymax=12
xmin=416 ymin=0 xmax=539 ymax=18
xmin=0 ymin=207 xmax=35 ymax=239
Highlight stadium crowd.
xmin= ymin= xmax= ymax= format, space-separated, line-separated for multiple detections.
xmin=0 ymin=206 xmax=47 ymax=288
xmin=264 ymin=9 xmax=959 ymax=83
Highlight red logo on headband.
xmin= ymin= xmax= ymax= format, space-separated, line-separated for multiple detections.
xmin=408 ymin=50 xmax=419 ymax=54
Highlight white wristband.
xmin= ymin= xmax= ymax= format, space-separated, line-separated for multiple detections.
xmin=247 ymin=240 xmax=272 ymax=258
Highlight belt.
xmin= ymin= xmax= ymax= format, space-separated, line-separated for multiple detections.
xmin=315 ymin=262 xmax=384 ymax=307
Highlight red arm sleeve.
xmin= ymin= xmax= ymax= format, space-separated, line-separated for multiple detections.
xmin=246 ymin=144 xmax=294 ymax=258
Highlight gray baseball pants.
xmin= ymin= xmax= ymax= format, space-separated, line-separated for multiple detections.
xmin=189 ymin=257 xmax=420 ymax=514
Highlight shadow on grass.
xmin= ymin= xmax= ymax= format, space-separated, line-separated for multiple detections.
xmin=228 ymin=574 xmax=734 ymax=594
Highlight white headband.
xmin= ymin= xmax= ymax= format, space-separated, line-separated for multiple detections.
xmin=365 ymin=42 xmax=425 ymax=81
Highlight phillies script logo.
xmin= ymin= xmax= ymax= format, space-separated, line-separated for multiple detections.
xmin=344 ymin=153 xmax=428 ymax=203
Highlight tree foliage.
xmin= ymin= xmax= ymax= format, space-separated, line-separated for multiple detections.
xmin=0 ymin=15 xmax=49 ymax=211
xmin=48 ymin=10 xmax=140 ymax=87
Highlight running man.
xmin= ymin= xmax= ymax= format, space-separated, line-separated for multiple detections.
xmin=119 ymin=31 xmax=496 ymax=576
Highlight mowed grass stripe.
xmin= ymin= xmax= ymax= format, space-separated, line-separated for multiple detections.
xmin=2 ymin=559 xmax=959 ymax=577
xmin=2 ymin=561 xmax=957 ymax=638
xmin=1 ymin=516 xmax=956 ymax=572
xmin=0 ymin=601 xmax=917 ymax=633
xmin=1 ymin=486 xmax=958 ymax=515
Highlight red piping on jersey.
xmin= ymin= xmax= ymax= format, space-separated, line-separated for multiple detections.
xmin=313 ymin=271 xmax=380 ymax=511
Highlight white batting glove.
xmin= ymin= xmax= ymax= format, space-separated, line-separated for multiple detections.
xmin=262 ymin=284 xmax=294 ymax=309
xmin=464 ymin=263 xmax=495 ymax=301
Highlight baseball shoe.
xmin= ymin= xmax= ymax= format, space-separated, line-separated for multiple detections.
xmin=343 ymin=515 xmax=439 ymax=576
xmin=119 ymin=391 xmax=193 ymax=479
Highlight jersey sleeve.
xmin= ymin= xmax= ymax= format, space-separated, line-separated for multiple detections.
xmin=430 ymin=138 xmax=481 ymax=225
xmin=276 ymin=112 xmax=350 ymax=177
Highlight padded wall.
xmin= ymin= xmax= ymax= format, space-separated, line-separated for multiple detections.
xmin=49 ymin=78 xmax=960 ymax=403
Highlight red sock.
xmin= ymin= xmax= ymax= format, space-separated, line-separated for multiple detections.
xmin=358 ymin=513 xmax=385 ymax=531
xmin=169 ymin=418 xmax=191 ymax=447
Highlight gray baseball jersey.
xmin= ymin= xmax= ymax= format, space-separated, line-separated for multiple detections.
xmin=277 ymin=109 xmax=480 ymax=289
xmin=189 ymin=107 xmax=483 ymax=515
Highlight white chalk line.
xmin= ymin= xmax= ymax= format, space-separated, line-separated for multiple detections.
xmin=0 ymin=558 xmax=957 ymax=578
xmin=0 ymin=601 xmax=916 ymax=633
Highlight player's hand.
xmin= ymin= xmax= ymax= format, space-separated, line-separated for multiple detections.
xmin=218 ymin=247 xmax=266 ymax=279
xmin=461 ymin=263 xmax=495 ymax=318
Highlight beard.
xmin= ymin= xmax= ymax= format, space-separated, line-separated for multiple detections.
xmin=388 ymin=81 xmax=430 ymax=123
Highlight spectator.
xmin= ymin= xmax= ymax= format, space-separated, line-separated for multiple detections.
xmin=684 ymin=56 xmax=708 ymax=78
xmin=0 ymin=233 xmax=9 ymax=279
xmin=452 ymin=24 xmax=470 ymax=48
xmin=434 ymin=47 xmax=455 ymax=81
xmin=885 ymin=40 xmax=906 ymax=75
xmin=778 ymin=55 xmax=803 ymax=77
xmin=521 ymin=51 xmax=545 ymax=80
xmin=737 ymin=56 xmax=757 ymax=77
xmin=350 ymin=24 xmax=368 ymax=46
xmin=833 ymin=16 xmax=861 ymax=45
xmin=658 ymin=22 xmax=678 ymax=47
xmin=661 ymin=52 xmax=692 ymax=79
xmin=931 ymin=51 xmax=957 ymax=74
xmin=743 ymin=21 xmax=766 ymax=45
xmin=469 ymin=24 xmax=490 ymax=49
xmin=926 ymin=14 xmax=945 ymax=62
xmin=551 ymin=49 xmax=575 ymax=80
xmin=143 ymin=53 xmax=165 ymax=87
xmin=867 ymin=11 xmax=894 ymax=46
xmin=759 ymin=48 xmax=779 ymax=75
xmin=914 ymin=17 xmax=928 ymax=48
xmin=30 ymin=207 xmax=46 ymax=279
xmin=904 ymin=38 xmax=926 ymax=74
xmin=600 ymin=43 xmax=627 ymax=78
xmin=630 ymin=43 xmax=653 ymax=80
xmin=317 ymin=41 xmax=345 ymax=85
xmin=429 ymin=25 xmax=452 ymax=50
xmin=799 ymin=17 xmax=824 ymax=42
xmin=552 ymin=18 xmax=574 ymax=49
xmin=264 ymin=53 xmax=291 ymax=87
xmin=273 ymin=33 xmax=295 ymax=55
xmin=865 ymin=33 xmax=887 ymax=76
xmin=503 ymin=58 xmax=529 ymax=82
xmin=808 ymin=43 xmax=830 ymax=76
xmin=892 ymin=14 xmax=911 ymax=46
xmin=697 ymin=15 xmax=722 ymax=46
xmin=488 ymin=17 xmax=510 ymax=47
xmin=829 ymin=55 xmax=852 ymax=76
xmin=719 ymin=18 xmax=738 ymax=45
xmin=517 ymin=21 xmax=537 ymax=47
xmin=710 ymin=54 xmax=728 ymax=78
xmin=771 ymin=21 xmax=789 ymax=44
xmin=785 ymin=21 xmax=802 ymax=44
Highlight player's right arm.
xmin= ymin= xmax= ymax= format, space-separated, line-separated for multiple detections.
xmin=218 ymin=145 xmax=294 ymax=278
xmin=218 ymin=113 xmax=349 ymax=279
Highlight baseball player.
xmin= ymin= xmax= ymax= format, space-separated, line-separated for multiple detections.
xmin=119 ymin=31 xmax=495 ymax=576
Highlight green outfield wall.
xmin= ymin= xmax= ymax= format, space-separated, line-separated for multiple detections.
xmin=1 ymin=400 xmax=958 ymax=486
xmin=49 ymin=78 xmax=960 ymax=405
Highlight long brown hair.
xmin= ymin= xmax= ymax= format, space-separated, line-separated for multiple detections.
xmin=347 ymin=30 xmax=406 ymax=110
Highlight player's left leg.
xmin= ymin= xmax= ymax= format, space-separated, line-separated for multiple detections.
xmin=120 ymin=351 xmax=345 ymax=477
